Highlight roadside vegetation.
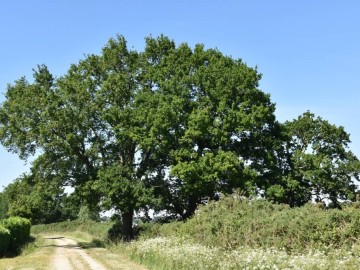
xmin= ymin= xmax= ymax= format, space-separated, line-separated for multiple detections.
xmin=0 ymin=236 xmax=53 ymax=269
xmin=119 ymin=196 xmax=360 ymax=269
xmin=25 ymin=196 xmax=360 ymax=269
xmin=0 ymin=216 xmax=31 ymax=256
xmin=32 ymin=219 xmax=112 ymax=241
xmin=1 ymin=218 xmax=140 ymax=269
xmin=137 ymin=196 xmax=360 ymax=252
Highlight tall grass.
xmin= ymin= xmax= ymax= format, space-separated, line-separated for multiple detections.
xmin=118 ymin=236 xmax=360 ymax=270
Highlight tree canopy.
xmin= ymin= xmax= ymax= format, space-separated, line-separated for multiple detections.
xmin=0 ymin=35 xmax=359 ymax=239
xmin=0 ymin=192 xmax=7 ymax=220
xmin=280 ymin=112 xmax=360 ymax=207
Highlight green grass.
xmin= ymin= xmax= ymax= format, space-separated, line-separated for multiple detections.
xmin=19 ymin=235 xmax=44 ymax=256
xmin=0 ymin=235 xmax=54 ymax=269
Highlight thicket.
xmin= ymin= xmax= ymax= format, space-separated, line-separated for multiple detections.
xmin=31 ymin=219 xmax=112 ymax=240
xmin=0 ymin=224 xmax=10 ymax=254
xmin=31 ymin=199 xmax=360 ymax=269
xmin=0 ymin=216 xmax=31 ymax=254
xmin=30 ymin=196 xmax=360 ymax=254
xmin=139 ymin=196 xmax=360 ymax=253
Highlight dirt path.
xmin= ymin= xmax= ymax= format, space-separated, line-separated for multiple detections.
xmin=46 ymin=236 xmax=106 ymax=270
xmin=43 ymin=236 xmax=147 ymax=270
xmin=0 ymin=234 xmax=147 ymax=269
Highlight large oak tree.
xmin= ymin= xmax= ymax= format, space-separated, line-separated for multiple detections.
xmin=1 ymin=35 xmax=358 ymax=239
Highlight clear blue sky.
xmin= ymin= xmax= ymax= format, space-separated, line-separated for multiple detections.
xmin=1 ymin=1 xmax=360 ymax=191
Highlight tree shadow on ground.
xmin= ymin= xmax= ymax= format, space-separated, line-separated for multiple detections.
xmin=78 ymin=238 xmax=105 ymax=249
xmin=43 ymin=236 xmax=65 ymax=240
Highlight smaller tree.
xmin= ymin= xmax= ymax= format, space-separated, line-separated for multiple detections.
xmin=2 ymin=169 xmax=80 ymax=224
xmin=3 ymin=176 xmax=34 ymax=219
xmin=272 ymin=111 xmax=360 ymax=207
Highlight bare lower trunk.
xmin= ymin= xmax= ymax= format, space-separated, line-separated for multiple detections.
xmin=121 ymin=211 xmax=133 ymax=241
xmin=181 ymin=195 xmax=198 ymax=220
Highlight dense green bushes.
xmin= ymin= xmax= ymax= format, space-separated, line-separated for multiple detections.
xmin=30 ymin=197 xmax=360 ymax=254
xmin=27 ymin=200 xmax=360 ymax=269
xmin=110 ymin=197 xmax=360 ymax=270
xmin=0 ymin=216 xmax=31 ymax=254
xmin=32 ymin=219 xmax=113 ymax=240
xmin=0 ymin=224 xmax=10 ymax=254
xmin=139 ymin=196 xmax=360 ymax=253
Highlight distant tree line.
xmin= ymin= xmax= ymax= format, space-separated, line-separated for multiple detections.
xmin=0 ymin=35 xmax=359 ymax=240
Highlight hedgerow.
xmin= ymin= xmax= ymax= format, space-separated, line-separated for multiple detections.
xmin=2 ymin=216 xmax=31 ymax=251
xmin=0 ymin=224 xmax=10 ymax=254
xmin=139 ymin=196 xmax=360 ymax=253
xmin=31 ymin=219 xmax=113 ymax=240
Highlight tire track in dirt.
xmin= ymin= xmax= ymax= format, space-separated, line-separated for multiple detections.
xmin=47 ymin=236 xmax=106 ymax=270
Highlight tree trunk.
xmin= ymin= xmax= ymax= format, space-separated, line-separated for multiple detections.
xmin=121 ymin=211 xmax=133 ymax=241
xmin=181 ymin=195 xmax=198 ymax=220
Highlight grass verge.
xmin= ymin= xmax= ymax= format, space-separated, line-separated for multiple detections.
xmin=0 ymin=235 xmax=53 ymax=269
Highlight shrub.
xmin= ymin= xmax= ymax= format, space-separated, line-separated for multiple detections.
xmin=32 ymin=219 xmax=113 ymax=240
xmin=2 ymin=216 xmax=31 ymax=251
xmin=0 ymin=224 xmax=10 ymax=254
xmin=107 ymin=221 xmax=123 ymax=242
xmin=138 ymin=196 xmax=360 ymax=253
xmin=77 ymin=205 xmax=100 ymax=222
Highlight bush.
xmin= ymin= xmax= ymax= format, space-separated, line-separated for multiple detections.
xmin=2 ymin=216 xmax=31 ymax=251
xmin=77 ymin=205 xmax=100 ymax=222
xmin=0 ymin=224 xmax=10 ymax=254
xmin=107 ymin=221 xmax=123 ymax=242
xmin=138 ymin=196 xmax=360 ymax=253
xmin=32 ymin=219 xmax=113 ymax=240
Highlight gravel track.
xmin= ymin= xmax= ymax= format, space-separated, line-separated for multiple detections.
xmin=46 ymin=236 xmax=106 ymax=270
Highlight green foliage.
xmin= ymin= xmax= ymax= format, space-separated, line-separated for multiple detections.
xmin=0 ymin=34 xmax=280 ymax=236
xmin=0 ymin=192 xmax=8 ymax=220
xmin=2 ymin=174 xmax=80 ymax=224
xmin=77 ymin=205 xmax=100 ymax=222
xmin=140 ymin=196 xmax=360 ymax=253
xmin=3 ymin=177 xmax=33 ymax=219
xmin=275 ymin=111 xmax=360 ymax=207
xmin=0 ymin=224 xmax=10 ymax=254
xmin=137 ymin=36 xmax=279 ymax=219
xmin=2 ymin=216 xmax=31 ymax=251
xmin=107 ymin=222 xmax=123 ymax=242
xmin=32 ymin=220 xmax=113 ymax=240
xmin=1 ymin=34 xmax=359 ymax=241
xmin=97 ymin=165 xmax=152 ymax=214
